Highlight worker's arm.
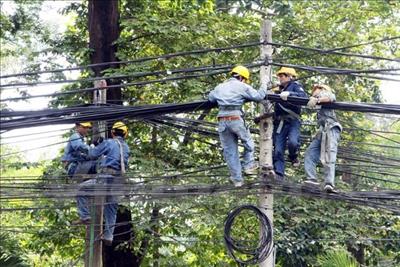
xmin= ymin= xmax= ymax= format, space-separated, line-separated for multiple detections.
xmin=70 ymin=133 xmax=90 ymax=153
xmin=308 ymin=91 xmax=335 ymax=107
xmin=208 ymin=89 xmax=217 ymax=103
xmin=288 ymin=83 xmax=307 ymax=98
xmin=241 ymin=84 xmax=267 ymax=101
xmin=317 ymin=91 xmax=336 ymax=103
xmin=88 ymin=140 xmax=108 ymax=160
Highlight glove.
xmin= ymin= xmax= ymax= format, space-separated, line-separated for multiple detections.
xmin=92 ymin=136 xmax=104 ymax=146
xmin=280 ymin=91 xmax=290 ymax=101
xmin=307 ymin=97 xmax=319 ymax=108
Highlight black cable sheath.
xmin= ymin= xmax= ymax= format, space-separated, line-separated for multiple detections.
xmin=224 ymin=204 xmax=273 ymax=265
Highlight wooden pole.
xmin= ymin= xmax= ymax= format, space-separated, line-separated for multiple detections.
xmin=259 ymin=19 xmax=274 ymax=267
xmin=85 ymin=80 xmax=107 ymax=267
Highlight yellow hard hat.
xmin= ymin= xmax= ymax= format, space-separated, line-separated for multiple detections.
xmin=78 ymin=122 xmax=92 ymax=128
xmin=276 ymin=67 xmax=297 ymax=77
xmin=112 ymin=121 xmax=128 ymax=138
xmin=230 ymin=65 xmax=250 ymax=81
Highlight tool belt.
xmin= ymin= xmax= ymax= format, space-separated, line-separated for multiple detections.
xmin=218 ymin=116 xmax=241 ymax=121
xmin=100 ymin=167 xmax=120 ymax=175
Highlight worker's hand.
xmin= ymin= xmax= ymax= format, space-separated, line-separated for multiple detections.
xmin=280 ymin=91 xmax=290 ymax=101
xmin=307 ymin=97 xmax=319 ymax=108
xmin=92 ymin=136 xmax=104 ymax=146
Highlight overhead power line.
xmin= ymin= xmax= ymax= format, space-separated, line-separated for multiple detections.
xmin=0 ymin=41 xmax=263 ymax=79
xmin=1 ymin=96 xmax=399 ymax=132
xmin=0 ymin=62 xmax=263 ymax=102
xmin=0 ymin=63 xmax=235 ymax=89
xmin=2 ymin=61 xmax=399 ymax=102
xmin=2 ymin=36 xmax=399 ymax=80
xmin=266 ymin=40 xmax=400 ymax=62
xmin=324 ymin=36 xmax=400 ymax=52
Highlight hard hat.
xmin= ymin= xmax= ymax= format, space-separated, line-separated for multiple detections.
xmin=312 ymin=84 xmax=332 ymax=93
xmin=276 ymin=67 xmax=297 ymax=77
xmin=78 ymin=122 xmax=92 ymax=128
xmin=112 ymin=121 xmax=128 ymax=138
xmin=230 ymin=65 xmax=250 ymax=81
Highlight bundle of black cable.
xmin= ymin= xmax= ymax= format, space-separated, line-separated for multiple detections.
xmin=224 ymin=204 xmax=273 ymax=266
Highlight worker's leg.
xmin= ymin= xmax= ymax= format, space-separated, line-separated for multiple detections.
xmin=232 ymin=119 xmax=255 ymax=170
xmin=219 ymin=121 xmax=241 ymax=182
xmin=67 ymin=162 xmax=78 ymax=178
xmin=287 ymin=119 xmax=301 ymax=163
xmin=304 ymin=135 xmax=322 ymax=181
xmin=323 ymin=127 xmax=341 ymax=186
xmin=76 ymin=178 xmax=97 ymax=220
xmin=273 ymin=122 xmax=289 ymax=177
xmin=103 ymin=194 xmax=118 ymax=242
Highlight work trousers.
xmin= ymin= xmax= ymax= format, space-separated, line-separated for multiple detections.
xmin=67 ymin=160 xmax=97 ymax=178
xmin=273 ymin=119 xmax=301 ymax=176
xmin=76 ymin=174 xmax=118 ymax=241
xmin=304 ymin=126 xmax=341 ymax=186
xmin=218 ymin=118 xmax=255 ymax=182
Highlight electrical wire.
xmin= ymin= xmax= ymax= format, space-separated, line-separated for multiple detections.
xmin=224 ymin=204 xmax=273 ymax=265
xmin=266 ymin=41 xmax=400 ymax=62
xmin=0 ymin=41 xmax=263 ymax=79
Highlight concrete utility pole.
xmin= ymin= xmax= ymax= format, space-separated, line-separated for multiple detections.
xmin=85 ymin=80 xmax=107 ymax=267
xmin=258 ymin=19 xmax=274 ymax=267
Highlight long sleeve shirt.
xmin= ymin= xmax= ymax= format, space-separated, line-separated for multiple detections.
xmin=88 ymin=136 xmax=130 ymax=171
xmin=275 ymin=81 xmax=308 ymax=118
xmin=316 ymin=91 xmax=342 ymax=131
xmin=61 ymin=132 xmax=90 ymax=162
xmin=208 ymin=78 xmax=267 ymax=117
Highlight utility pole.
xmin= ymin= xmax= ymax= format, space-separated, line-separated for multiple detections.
xmin=259 ymin=19 xmax=274 ymax=267
xmin=85 ymin=80 xmax=107 ymax=267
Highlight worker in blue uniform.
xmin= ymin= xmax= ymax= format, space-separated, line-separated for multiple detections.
xmin=273 ymin=67 xmax=308 ymax=179
xmin=61 ymin=122 xmax=96 ymax=178
xmin=75 ymin=121 xmax=130 ymax=246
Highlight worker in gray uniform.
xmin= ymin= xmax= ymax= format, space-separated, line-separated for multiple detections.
xmin=304 ymin=84 xmax=342 ymax=193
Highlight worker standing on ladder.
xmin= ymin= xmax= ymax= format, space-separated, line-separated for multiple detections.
xmin=75 ymin=121 xmax=130 ymax=246
xmin=61 ymin=122 xmax=96 ymax=179
xmin=304 ymin=84 xmax=342 ymax=193
xmin=208 ymin=65 xmax=267 ymax=187
xmin=273 ymin=67 xmax=308 ymax=180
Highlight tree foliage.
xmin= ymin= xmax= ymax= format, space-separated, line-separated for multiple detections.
xmin=1 ymin=0 xmax=400 ymax=266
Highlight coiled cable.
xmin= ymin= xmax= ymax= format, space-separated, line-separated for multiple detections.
xmin=224 ymin=204 xmax=273 ymax=266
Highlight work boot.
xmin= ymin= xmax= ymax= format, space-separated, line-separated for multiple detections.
xmin=291 ymin=158 xmax=300 ymax=168
xmin=274 ymin=173 xmax=284 ymax=181
xmin=304 ymin=179 xmax=320 ymax=186
xmin=324 ymin=183 xmax=337 ymax=193
xmin=230 ymin=177 xmax=244 ymax=187
xmin=244 ymin=163 xmax=259 ymax=175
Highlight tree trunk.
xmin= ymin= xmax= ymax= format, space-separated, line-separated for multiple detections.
xmin=88 ymin=0 xmax=122 ymax=105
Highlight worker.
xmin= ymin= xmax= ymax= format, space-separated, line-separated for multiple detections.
xmin=61 ymin=122 xmax=96 ymax=178
xmin=208 ymin=65 xmax=267 ymax=187
xmin=273 ymin=67 xmax=308 ymax=180
xmin=304 ymin=84 xmax=342 ymax=193
xmin=75 ymin=121 xmax=130 ymax=246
